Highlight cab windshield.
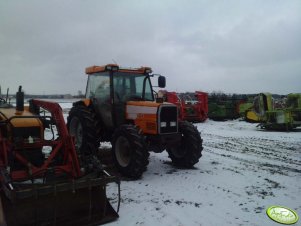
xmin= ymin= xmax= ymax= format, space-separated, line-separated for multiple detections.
xmin=113 ymin=72 xmax=154 ymax=102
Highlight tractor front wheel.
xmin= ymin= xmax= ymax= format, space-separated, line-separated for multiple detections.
xmin=67 ymin=104 xmax=100 ymax=156
xmin=167 ymin=121 xmax=203 ymax=167
xmin=112 ymin=125 xmax=149 ymax=179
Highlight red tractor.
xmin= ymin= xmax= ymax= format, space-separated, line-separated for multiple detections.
xmin=161 ymin=91 xmax=208 ymax=122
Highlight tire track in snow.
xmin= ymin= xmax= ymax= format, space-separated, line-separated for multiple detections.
xmin=202 ymin=133 xmax=301 ymax=176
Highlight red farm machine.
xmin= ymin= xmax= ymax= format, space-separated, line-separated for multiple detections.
xmin=160 ymin=91 xmax=208 ymax=122
xmin=0 ymin=87 xmax=120 ymax=225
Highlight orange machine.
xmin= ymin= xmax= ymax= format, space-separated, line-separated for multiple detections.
xmin=67 ymin=64 xmax=203 ymax=179
xmin=0 ymin=87 xmax=119 ymax=225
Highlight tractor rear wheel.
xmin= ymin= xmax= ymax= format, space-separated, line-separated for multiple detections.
xmin=67 ymin=104 xmax=100 ymax=156
xmin=112 ymin=125 xmax=149 ymax=179
xmin=167 ymin=121 xmax=203 ymax=167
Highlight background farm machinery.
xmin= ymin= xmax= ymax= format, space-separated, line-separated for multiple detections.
xmin=243 ymin=93 xmax=301 ymax=130
xmin=207 ymin=93 xmax=247 ymax=121
xmin=160 ymin=91 xmax=208 ymax=122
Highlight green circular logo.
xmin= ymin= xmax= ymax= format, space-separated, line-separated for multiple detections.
xmin=266 ymin=206 xmax=299 ymax=225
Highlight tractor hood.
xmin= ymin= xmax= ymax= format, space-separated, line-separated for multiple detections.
xmin=0 ymin=107 xmax=42 ymax=128
xmin=126 ymin=101 xmax=175 ymax=120
xmin=126 ymin=101 xmax=178 ymax=135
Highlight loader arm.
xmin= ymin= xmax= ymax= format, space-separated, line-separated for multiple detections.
xmin=30 ymin=99 xmax=81 ymax=177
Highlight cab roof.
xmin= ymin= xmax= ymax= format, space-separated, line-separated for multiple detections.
xmin=85 ymin=64 xmax=152 ymax=75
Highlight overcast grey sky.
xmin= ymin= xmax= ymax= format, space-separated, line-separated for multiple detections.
xmin=0 ymin=0 xmax=300 ymax=95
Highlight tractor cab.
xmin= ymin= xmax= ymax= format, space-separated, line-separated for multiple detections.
xmin=85 ymin=64 xmax=166 ymax=129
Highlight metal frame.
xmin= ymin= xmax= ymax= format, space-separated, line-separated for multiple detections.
xmin=0 ymin=100 xmax=81 ymax=182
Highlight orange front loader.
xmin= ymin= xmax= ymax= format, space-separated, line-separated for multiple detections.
xmin=0 ymin=87 xmax=120 ymax=225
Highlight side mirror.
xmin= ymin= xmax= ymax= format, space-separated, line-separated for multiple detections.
xmin=158 ymin=76 xmax=166 ymax=88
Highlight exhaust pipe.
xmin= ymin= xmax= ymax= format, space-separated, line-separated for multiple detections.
xmin=16 ymin=86 xmax=24 ymax=112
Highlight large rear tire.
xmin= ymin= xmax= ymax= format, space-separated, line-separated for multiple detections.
xmin=67 ymin=104 xmax=100 ymax=156
xmin=112 ymin=125 xmax=149 ymax=179
xmin=167 ymin=121 xmax=203 ymax=167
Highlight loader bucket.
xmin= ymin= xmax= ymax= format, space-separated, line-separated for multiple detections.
xmin=0 ymin=174 xmax=120 ymax=226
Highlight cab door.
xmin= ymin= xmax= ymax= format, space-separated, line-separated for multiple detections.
xmin=86 ymin=73 xmax=114 ymax=129
xmin=112 ymin=74 xmax=130 ymax=127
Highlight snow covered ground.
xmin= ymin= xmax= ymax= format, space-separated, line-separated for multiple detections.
xmin=57 ymin=102 xmax=300 ymax=226
xmin=106 ymin=119 xmax=301 ymax=226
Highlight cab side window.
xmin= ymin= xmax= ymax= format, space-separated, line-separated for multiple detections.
xmin=86 ymin=73 xmax=110 ymax=102
xmin=113 ymin=75 xmax=131 ymax=102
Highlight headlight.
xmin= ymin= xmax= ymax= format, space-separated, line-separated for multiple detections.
xmin=144 ymin=67 xmax=152 ymax=74
xmin=160 ymin=122 xmax=167 ymax=127
xmin=170 ymin=121 xmax=177 ymax=127
xmin=105 ymin=65 xmax=119 ymax=71
xmin=111 ymin=66 xmax=119 ymax=71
